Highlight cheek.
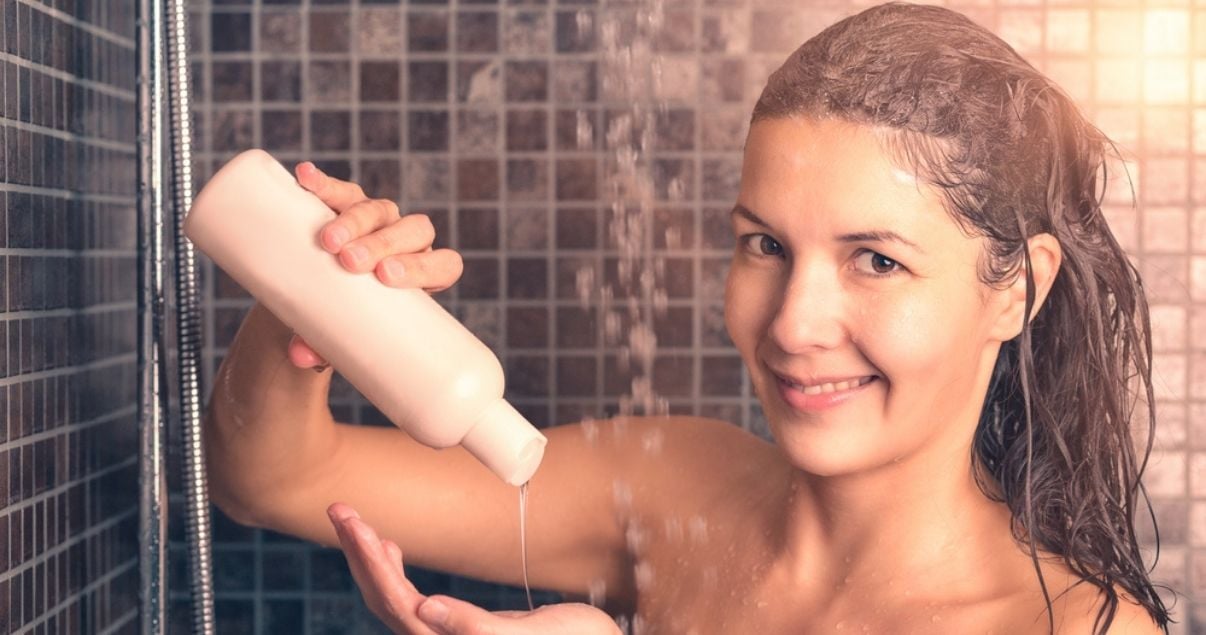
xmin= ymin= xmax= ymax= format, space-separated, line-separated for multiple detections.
xmin=723 ymin=268 xmax=774 ymax=353
xmin=856 ymin=286 xmax=986 ymax=383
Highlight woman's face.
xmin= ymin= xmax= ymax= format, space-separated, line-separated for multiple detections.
xmin=725 ymin=117 xmax=1007 ymax=477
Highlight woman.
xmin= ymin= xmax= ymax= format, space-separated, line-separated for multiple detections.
xmin=205 ymin=3 xmax=1172 ymax=633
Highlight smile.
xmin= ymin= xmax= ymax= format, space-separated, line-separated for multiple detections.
xmin=774 ymin=373 xmax=879 ymax=412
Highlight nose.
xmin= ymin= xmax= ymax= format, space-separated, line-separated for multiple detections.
xmin=766 ymin=266 xmax=847 ymax=354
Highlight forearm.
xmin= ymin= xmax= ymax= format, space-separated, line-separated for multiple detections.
xmin=204 ymin=301 xmax=341 ymax=526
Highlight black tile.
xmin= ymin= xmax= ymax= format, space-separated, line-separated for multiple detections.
xmin=408 ymin=10 xmax=448 ymax=51
xmin=408 ymin=61 xmax=448 ymax=102
xmin=211 ymin=12 xmax=252 ymax=52
xmin=407 ymin=110 xmax=448 ymax=152
xmin=360 ymin=60 xmax=400 ymax=102
xmin=456 ymin=12 xmax=498 ymax=53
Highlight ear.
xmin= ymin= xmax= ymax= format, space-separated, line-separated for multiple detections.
xmin=988 ymin=233 xmax=1062 ymax=342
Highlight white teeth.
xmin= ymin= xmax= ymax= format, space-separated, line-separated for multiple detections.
xmin=790 ymin=376 xmax=872 ymax=395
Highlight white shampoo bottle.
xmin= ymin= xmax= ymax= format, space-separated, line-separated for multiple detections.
xmin=184 ymin=149 xmax=547 ymax=486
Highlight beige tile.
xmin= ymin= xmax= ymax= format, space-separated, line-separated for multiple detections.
xmin=1045 ymin=9 xmax=1090 ymax=53
xmin=998 ymin=9 xmax=1043 ymax=55
xmin=1191 ymin=503 xmax=1206 ymax=546
xmin=1148 ymin=450 xmax=1187 ymax=497
xmin=1146 ymin=59 xmax=1191 ymax=105
xmin=1145 ymin=206 xmax=1189 ymax=252
xmin=1152 ymin=304 xmax=1188 ymax=351
xmin=1095 ymin=59 xmax=1138 ymax=103
xmin=1194 ymin=256 xmax=1206 ymax=301
xmin=1104 ymin=205 xmax=1139 ymax=253
xmin=1154 ymin=352 xmax=1187 ymax=400
xmin=1145 ymin=9 xmax=1191 ymax=56
xmin=1192 ymin=208 xmax=1206 ymax=250
xmin=1146 ymin=107 xmax=1190 ymax=154
xmin=1096 ymin=9 xmax=1145 ymax=56
xmin=1194 ymin=351 xmax=1206 ymax=398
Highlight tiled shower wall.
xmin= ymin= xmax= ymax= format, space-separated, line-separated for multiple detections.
xmin=0 ymin=0 xmax=141 ymax=633
xmin=185 ymin=0 xmax=1200 ymax=632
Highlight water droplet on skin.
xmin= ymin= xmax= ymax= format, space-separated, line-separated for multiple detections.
xmin=589 ymin=578 xmax=608 ymax=607
xmin=663 ymin=516 xmax=683 ymax=541
xmin=581 ymin=418 xmax=599 ymax=445
xmin=688 ymin=516 xmax=709 ymax=543
xmin=626 ymin=521 xmax=649 ymax=554
xmin=641 ymin=427 xmax=664 ymax=454
xmin=612 ymin=481 xmax=633 ymax=511
xmin=756 ymin=601 xmax=768 ymax=609
xmin=835 ymin=621 xmax=846 ymax=630
xmin=634 ymin=561 xmax=655 ymax=591
xmin=931 ymin=615 xmax=942 ymax=623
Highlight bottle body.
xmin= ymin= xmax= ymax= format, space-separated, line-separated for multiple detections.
xmin=185 ymin=149 xmax=545 ymax=486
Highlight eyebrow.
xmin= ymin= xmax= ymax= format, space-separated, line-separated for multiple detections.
xmin=730 ymin=204 xmax=926 ymax=254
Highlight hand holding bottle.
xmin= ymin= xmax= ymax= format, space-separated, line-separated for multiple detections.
xmin=286 ymin=162 xmax=464 ymax=371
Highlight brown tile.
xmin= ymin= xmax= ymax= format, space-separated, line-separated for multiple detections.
xmin=262 ymin=110 xmax=302 ymax=151
xmin=359 ymin=110 xmax=400 ymax=151
xmin=261 ymin=10 xmax=302 ymax=53
xmin=505 ymin=355 xmax=549 ymax=399
xmin=654 ymin=158 xmax=694 ymax=201
xmin=701 ymin=355 xmax=743 ymax=396
xmin=408 ymin=110 xmax=449 ymax=152
xmin=503 ymin=10 xmax=551 ymax=54
xmin=357 ymin=8 xmax=404 ymax=55
xmin=360 ymin=61 xmax=400 ymax=102
xmin=309 ymin=11 xmax=350 ymax=52
xmin=654 ymin=306 xmax=694 ymax=348
xmin=551 ymin=60 xmax=596 ymax=102
xmin=457 ymin=207 xmax=499 ymax=250
xmin=505 ymin=207 xmax=547 ymax=250
xmin=260 ymin=61 xmax=301 ymax=101
xmin=212 ymin=110 xmax=253 ymax=152
xmin=456 ymin=12 xmax=499 ymax=53
xmin=456 ymin=60 xmax=502 ymax=103
xmin=457 ymin=159 xmax=499 ymax=201
xmin=456 ymin=110 xmax=499 ymax=154
xmin=701 ymin=58 xmax=745 ymax=103
xmin=556 ymin=256 xmax=597 ymax=299
xmin=654 ymin=207 xmax=695 ymax=249
xmin=655 ymin=109 xmax=695 ymax=151
xmin=556 ymin=356 xmax=596 ymax=396
xmin=406 ymin=158 xmax=451 ymax=201
xmin=307 ymin=61 xmax=351 ymax=103
xmin=555 ymin=108 xmax=598 ymax=150
xmin=505 ymin=61 xmax=548 ymax=102
xmin=555 ymin=158 xmax=596 ymax=200
xmin=556 ymin=307 xmax=596 ymax=348
xmin=408 ymin=61 xmax=449 ymax=102
xmin=505 ymin=159 xmax=548 ymax=201
xmin=555 ymin=207 xmax=596 ymax=249
xmin=653 ymin=355 xmax=693 ymax=397
xmin=603 ymin=355 xmax=633 ymax=397
xmin=408 ymin=10 xmax=448 ymax=52
xmin=507 ymin=258 xmax=547 ymax=299
xmin=505 ymin=109 xmax=547 ymax=151
xmin=507 ymin=306 xmax=549 ymax=348
xmin=310 ymin=110 xmax=351 ymax=151
xmin=701 ymin=207 xmax=732 ymax=249
xmin=702 ymin=157 xmax=741 ymax=202
xmin=555 ymin=10 xmax=595 ymax=53
xmin=359 ymin=159 xmax=401 ymax=201
xmin=459 ymin=257 xmax=499 ymax=299
xmin=655 ymin=9 xmax=696 ymax=53
xmin=212 ymin=62 xmax=252 ymax=102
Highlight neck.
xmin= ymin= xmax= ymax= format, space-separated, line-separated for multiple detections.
xmin=773 ymin=433 xmax=1019 ymax=599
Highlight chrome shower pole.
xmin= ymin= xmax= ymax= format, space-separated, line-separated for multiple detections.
xmin=163 ymin=0 xmax=216 ymax=631
xmin=137 ymin=0 xmax=168 ymax=631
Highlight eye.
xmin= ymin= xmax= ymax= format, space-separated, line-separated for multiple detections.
xmin=854 ymin=250 xmax=902 ymax=277
xmin=741 ymin=234 xmax=785 ymax=258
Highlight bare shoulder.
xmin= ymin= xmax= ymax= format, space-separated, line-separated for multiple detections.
xmin=1051 ymin=581 xmax=1164 ymax=635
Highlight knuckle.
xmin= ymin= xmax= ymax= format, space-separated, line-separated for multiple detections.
xmin=375 ymin=198 xmax=400 ymax=220
xmin=407 ymin=213 xmax=437 ymax=241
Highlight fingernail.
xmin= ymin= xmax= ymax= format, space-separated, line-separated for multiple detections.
xmin=344 ymin=244 xmax=367 ymax=266
xmin=418 ymin=599 xmax=450 ymax=630
xmin=328 ymin=226 xmax=350 ymax=251
xmin=384 ymin=260 xmax=405 ymax=281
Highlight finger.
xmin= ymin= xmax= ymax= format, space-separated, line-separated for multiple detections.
xmin=376 ymin=249 xmax=464 ymax=292
xmin=324 ymin=198 xmax=402 ymax=256
xmin=337 ymin=212 xmax=434 ymax=272
xmin=286 ymin=334 xmax=329 ymax=370
xmin=381 ymin=539 xmax=420 ymax=594
xmin=295 ymin=162 xmax=368 ymax=215
xmin=328 ymin=505 xmax=439 ymax=635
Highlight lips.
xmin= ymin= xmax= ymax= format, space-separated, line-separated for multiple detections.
xmin=771 ymin=368 xmax=880 ymax=412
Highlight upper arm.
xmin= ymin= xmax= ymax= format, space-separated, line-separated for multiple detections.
xmin=1053 ymin=585 xmax=1164 ymax=635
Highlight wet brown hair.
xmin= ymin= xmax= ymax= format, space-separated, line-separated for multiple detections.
xmin=751 ymin=2 xmax=1172 ymax=632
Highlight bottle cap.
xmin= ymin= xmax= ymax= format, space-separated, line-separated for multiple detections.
xmin=461 ymin=399 xmax=547 ymax=487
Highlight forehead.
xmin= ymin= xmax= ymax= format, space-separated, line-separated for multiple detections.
xmin=738 ymin=117 xmax=955 ymax=234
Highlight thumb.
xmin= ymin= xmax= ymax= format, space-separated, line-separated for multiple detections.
xmin=417 ymin=596 xmax=503 ymax=635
